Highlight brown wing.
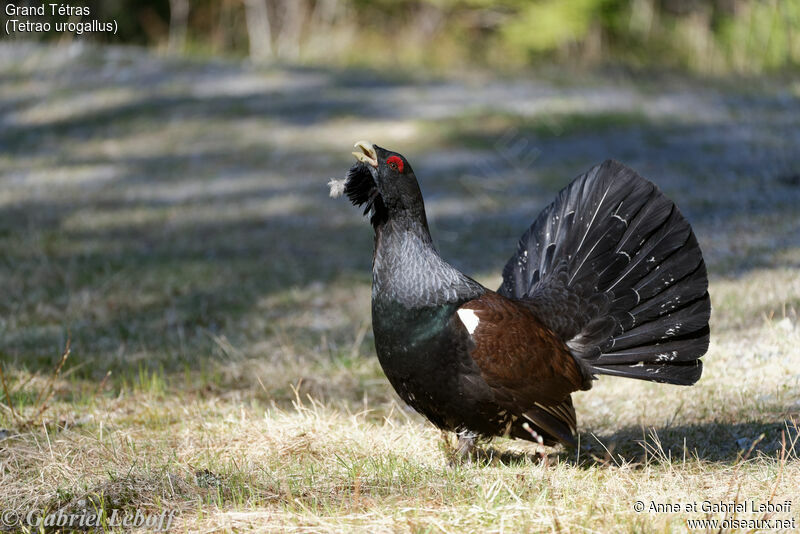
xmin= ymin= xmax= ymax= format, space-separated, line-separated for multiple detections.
xmin=457 ymin=291 xmax=584 ymax=443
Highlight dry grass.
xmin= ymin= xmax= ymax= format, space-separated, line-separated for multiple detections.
xmin=2 ymin=348 xmax=799 ymax=532
xmin=1 ymin=44 xmax=800 ymax=532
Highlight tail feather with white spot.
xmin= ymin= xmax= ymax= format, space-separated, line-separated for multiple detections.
xmin=499 ymin=160 xmax=710 ymax=386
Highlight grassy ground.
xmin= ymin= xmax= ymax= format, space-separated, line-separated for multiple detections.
xmin=1 ymin=43 xmax=800 ymax=532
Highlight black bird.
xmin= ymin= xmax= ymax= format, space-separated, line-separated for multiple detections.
xmin=331 ymin=141 xmax=710 ymax=456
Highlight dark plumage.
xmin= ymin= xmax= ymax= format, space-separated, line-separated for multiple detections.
xmin=333 ymin=141 xmax=711 ymax=454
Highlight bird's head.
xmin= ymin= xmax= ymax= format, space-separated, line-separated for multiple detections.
xmin=331 ymin=141 xmax=426 ymax=228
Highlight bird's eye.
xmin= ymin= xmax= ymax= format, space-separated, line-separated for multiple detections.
xmin=386 ymin=156 xmax=404 ymax=173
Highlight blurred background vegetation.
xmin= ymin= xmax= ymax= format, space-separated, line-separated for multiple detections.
xmin=4 ymin=0 xmax=800 ymax=75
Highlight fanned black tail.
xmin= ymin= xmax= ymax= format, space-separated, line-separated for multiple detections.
xmin=499 ymin=160 xmax=710 ymax=386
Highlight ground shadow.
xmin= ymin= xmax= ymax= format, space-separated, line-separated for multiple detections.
xmin=569 ymin=419 xmax=799 ymax=465
xmin=459 ymin=418 xmax=798 ymax=467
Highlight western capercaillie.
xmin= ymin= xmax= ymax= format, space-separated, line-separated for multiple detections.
xmin=329 ymin=141 xmax=710 ymax=457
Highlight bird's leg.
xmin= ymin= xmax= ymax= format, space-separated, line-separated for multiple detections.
xmin=455 ymin=432 xmax=476 ymax=460
xmin=441 ymin=430 xmax=478 ymax=466
xmin=451 ymin=430 xmax=479 ymax=466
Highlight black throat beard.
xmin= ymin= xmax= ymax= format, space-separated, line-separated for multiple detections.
xmin=344 ymin=162 xmax=387 ymax=227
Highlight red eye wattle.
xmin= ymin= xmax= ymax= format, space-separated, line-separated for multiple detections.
xmin=387 ymin=156 xmax=404 ymax=172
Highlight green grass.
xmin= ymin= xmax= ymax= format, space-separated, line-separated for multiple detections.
xmin=1 ymin=44 xmax=799 ymax=532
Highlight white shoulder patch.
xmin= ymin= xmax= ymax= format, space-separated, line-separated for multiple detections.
xmin=456 ymin=308 xmax=480 ymax=335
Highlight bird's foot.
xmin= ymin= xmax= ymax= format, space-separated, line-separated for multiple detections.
xmin=456 ymin=433 xmax=476 ymax=460
xmin=441 ymin=431 xmax=483 ymax=466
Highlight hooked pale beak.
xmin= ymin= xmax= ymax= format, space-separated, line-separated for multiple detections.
xmin=352 ymin=141 xmax=378 ymax=168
